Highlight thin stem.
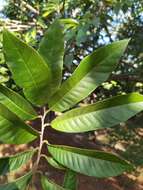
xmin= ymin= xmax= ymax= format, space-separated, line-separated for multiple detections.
xmin=42 ymin=140 xmax=50 ymax=145
xmin=43 ymin=123 xmax=50 ymax=128
xmin=33 ymin=107 xmax=49 ymax=173
xmin=36 ymin=107 xmax=47 ymax=167
xmin=62 ymin=0 xmax=66 ymax=17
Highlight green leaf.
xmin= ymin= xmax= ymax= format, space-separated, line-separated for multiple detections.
xmin=42 ymin=9 xmax=56 ymax=18
xmin=39 ymin=20 xmax=64 ymax=94
xmin=60 ymin=18 xmax=79 ymax=29
xmin=41 ymin=176 xmax=68 ymax=190
xmin=51 ymin=93 xmax=143 ymax=133
xmin=0 ymin=103 xmax=39 ymax=144
xmin=0 ymin=85 xmax=37 ymax=120
xmin=0 ymin=171 xmax=32 ymax=190
xmin=76 ymin=26 xmax=88 ymax=45
xmin=42 ymin=0 xmax=60 ymax=18
xmin=3 ymin=29 xmax=52 ymax=106
xmin=0 ymin=149 xmax=36 ymax=175
xmin=63 ymin=170 xmax=77 ymax=190
xmin=60 ymin=18 xmax=79 ymax=26
xmin=49 ymin=39 xmax=129 ymax=112
xmin=48 ymin=144 xmax=133 ymax=178
xmin=45 ymin=156 xmax=65 ymax=170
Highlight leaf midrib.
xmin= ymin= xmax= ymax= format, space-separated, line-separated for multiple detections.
xmin=0 ymin=91 xmax=35 ymax=119
xmin=18 ymin=48 xmax=39 ymax=90
xmin=53 ymin=101 xmax=141 ymax=124
xmin=49 ymin=147 xmax=129 ymax=166
xmin=7 ymin=33 xmax=50 ymax=92
xmin=0 ymin=111 xmax=38 ymax=136
xmin=51 ymin=52 xmax=116 ymax=108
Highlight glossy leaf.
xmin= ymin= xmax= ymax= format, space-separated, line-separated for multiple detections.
xmin=49 ymin=39 xmax=129 ymax=112
xmin=48 ymin=144 xmax=133 ymax=178
xmin=0 ymin=103 xmax=39 ymax=144
xmin=0 ymin=149 xmax=36 ymax=175
xmin=41 ymin=176 xmax=67 ymax=190
xmin=3 ymin=29 xmax=52 ymax=106
xmin=63 ymin=170 xmax=77 ymax=190
xmin=0 ymin=171 xmax=32 ymax=190
xmin=52 ymin=93 xmax=143 ymax=133
xmin=0 ymin=84 xmax=37 ymax=120
xmin=45 ymin=156 xmax=65 ymax=170
xmin=39 ymin=20 xmax=64 ymax=94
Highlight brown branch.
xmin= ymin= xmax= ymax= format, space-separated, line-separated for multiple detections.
xmin=110 ymin=74 xmax=143 ymax=83
xmin=103 ymin=24 xmax=113 ymax=42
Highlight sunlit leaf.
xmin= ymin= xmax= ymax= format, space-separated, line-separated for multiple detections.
xmin=3 ymin=29 xmax=52 ymax=106
xmin=0 ymin=103 xmax=39 ymax=144
xmin=49 ymin=39 xmax=129 ymax=112
xmin=51 ymin=93 xmax=143 ymax=133
xmin=60 ymin=18 xmax=79 ymax=29
xmin=0 ymin=84 xmax=37 ymax=120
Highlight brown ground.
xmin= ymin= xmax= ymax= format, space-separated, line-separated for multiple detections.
xmin=1 ymin=118 xmax=143 ymax=190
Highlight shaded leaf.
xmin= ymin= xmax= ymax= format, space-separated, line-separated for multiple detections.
xmin=0 ymin=103 xmax=39 ymax=144
xmin=0 ymin=84 xmax=37 ymax=120
xmin=48 ymin=144 xmax=133 ymax=178
xmin=41 ymin=176 xmax=67 ymax=190
xmin=63 ymin=170 xmax=77 ymax=190
xmin=45 ymin=156 xmax=65 ymax=170
xmin=3 ymin=29 xmax=52 ymax=106
xmin=51 ymin=93 xmax=143 ymax=133
xmin=39 ymin=20 xmax=64 ymax=94
xmin=49 ymin=39 xmax=129 ymax=112
xmin=0 ymin=149 xmax=36 ymax=175
xmin=0 ymin=171 xmax=32 ymax=190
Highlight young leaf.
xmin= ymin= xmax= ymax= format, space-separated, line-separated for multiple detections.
xmin=0 ymin=103 xmax=39 ymax=144
xmin=48 ymin=144 xmax=133 ymax=178
xmin=0 ymin=149 xmax=36 ymax=175
xmin=45 ymin=156 xmax=65 ymax=170
xmin=41 ymin=176 xmax=68 ymax=190
xmin=0 ymin=84 xmax=37 ymax=120
xmin=3 ymin=29 xmax=52 ymax=106
xmin=39 ymin=20 xmax=64 ymax=94
xmin=63 ymin=170 xmax=77 ymax=190
xmin=0 ymin=171 xmax=32 ymax=190
xmin=49 ymin=39 xmax=129 ymax=112
xmin=51 ymin=93 xmax=143 ymax=133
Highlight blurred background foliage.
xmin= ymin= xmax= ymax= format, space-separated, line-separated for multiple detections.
xmin=1 ymin=0 xmax=143 ymax=97
xmin=1 ymin=0 xmax=143 ymax=175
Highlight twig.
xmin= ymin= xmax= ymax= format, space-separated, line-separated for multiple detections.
xmin=35 ymin=107 xmax=47 ymax=167
xmin=104 ymin=24 xmax=113 ymax=42
xmin=32 ymin=107 xmax=50 ymax=176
